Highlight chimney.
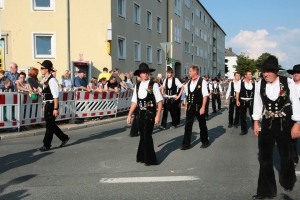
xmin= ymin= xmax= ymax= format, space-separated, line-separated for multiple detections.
xmin=229 ymin=47 xmax=232 ymax=52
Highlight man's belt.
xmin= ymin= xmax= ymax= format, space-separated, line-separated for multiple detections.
xmin=43 ymin=100 xmax=54 ymax=103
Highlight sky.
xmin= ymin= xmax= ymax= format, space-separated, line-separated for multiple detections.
xmin=200 ymin=0 xmax=300 ymax=70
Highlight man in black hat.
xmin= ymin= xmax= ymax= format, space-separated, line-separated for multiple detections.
xmin=235 ymin=70 xmax=255 ymax=135
xmin=179 ymin=65 xmax=209 ymax=150
xmin=160 ymin=67 xmax=184 ymax=130
xmin=287 ymin=64 xmax=300 ymax=167
xmin=211 ymin=77 xmax=223 ymax=113
xmin=127 ymin=63 xmax=163 ymax=166
xmin=38 ymin=60 xmax=70 ymax=152
xmin=252 ymin=56 xmax=300 ymax=199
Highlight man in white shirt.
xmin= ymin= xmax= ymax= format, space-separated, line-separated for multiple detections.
xmin=179 ymin=65 xmax=209 ymax=150
xmin=225 ymin=72 xmax=241 ymax=128
xmin=160 ymin=67 xmax=184 ymax=130
xmin=236 ymin=70 xmax=254 ymax=135
xmin=287 ymin=64 xmax=300 ymax=167
xmin=202 ymin=76 xmax=213 ymax=120
xmin=251 ymin=56 xmax=300 ymax=199
xmin=211 ymin=77 xmax=223 ymax=113
xmin=127 ymin=63 xmax=163 ymax=166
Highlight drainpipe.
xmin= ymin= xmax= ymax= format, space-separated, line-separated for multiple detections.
xmin=166 ymin=0 xmax=169 ymax=42
xmin=67 ymin=0 xmax=71 ymax=70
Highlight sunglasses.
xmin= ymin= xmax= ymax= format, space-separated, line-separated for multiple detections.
xmin=41 ymin=67 xmax=46 ymax=70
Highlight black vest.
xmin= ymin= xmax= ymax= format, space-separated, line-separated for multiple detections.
xmin=212 ymin=83 xmax=220 ymax=94
xmin=240 ymin=80 xmax=255 ymax=99
xmin=165 ymin=77 xmax=177 ymax=95
xmin=136 ymin=80 xmax=157 ymax=114
xmin=42 ymin=74 xmax=55 ymax=101
xmin=207 ymin=83 xmax=210 ymax=93
xmin=260 ymin=76 xmax=291 ymax=120
xmin=187 ymin=78 xmax=203 ymax=105
xmin=230 ymin=82 xmax=235 ymax=97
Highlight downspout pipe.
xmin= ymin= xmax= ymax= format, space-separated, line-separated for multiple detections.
xmin=67 ymin=0 xmax=71 ymax=70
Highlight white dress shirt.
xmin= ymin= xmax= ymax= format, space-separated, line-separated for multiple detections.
xmin=184 ymin=77 xmax=209 ymax=97
xmin=252 ymin=77 xmax=300 ymax=121
xmin=43 ymin=76 xmax=59 ymax=98
xmin=212 ymin=83 xmax=222 ymax=94
xmin=131 ymin=79 xmax=163 ymax=104
xmin=208 ymin=83 xmax=213 ymax=92
xmin=162 ymin=77 xmax=183 ymax=98
xmin=225 ymin=80 xmax=240 ymax=100
xmin=235 ymin=80 xmax=254 ymax=100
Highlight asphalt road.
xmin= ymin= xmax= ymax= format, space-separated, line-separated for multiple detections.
xmin=1 ymin=102 xmax=300 ymax=200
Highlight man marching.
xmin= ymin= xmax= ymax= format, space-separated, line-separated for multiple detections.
xmin=160 ymin=67 xmax=184 ymax=130
xmin=287 ymin=64 xmax=300 ymax=167
xmin=127 ymin=63 xmax=163 ymax=166
xmin=211 ymin=77 xmax=223 ymax=113
xmin=252 ymin=56 xmax=300 ymax=199
xmin=179 ymin=65 xmax=209 ymax=150
xmin=225 ymin=72 xmax=240 ymax=128
xmin=38 ymin=60 xmax=70 ymax=152
xmin=202 ymin=76 xmax=212 ymax=120
xmin=236 ymin=70 xmax=255 ymax=135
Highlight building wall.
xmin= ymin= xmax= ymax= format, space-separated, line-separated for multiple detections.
xmin=225 ymin=56 xmax=237 ymax=79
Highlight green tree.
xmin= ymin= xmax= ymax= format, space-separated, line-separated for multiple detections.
xmin=235 ymin=52 xmax=256 ymax=75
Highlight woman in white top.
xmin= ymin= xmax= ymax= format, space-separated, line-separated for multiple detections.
xmin=15 ymin=72 xmax=33 ymax=92
xmin=61 ymin=70 xmax=73 ymax=91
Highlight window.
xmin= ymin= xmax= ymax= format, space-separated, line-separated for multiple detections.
xmin=134 ymin=41 xmax=140 ymax=61
xmin=184 ymin=41 xmax=190 ymax=53
xmin=157 ymin=48 xmax=162 ymax=64
xmin=191 ymin=13 xmax=194 ymax=26
xmin=118 ymin=0 xmax=126 ymax=18
xmin=184 ymin=0 xmax=190 ymax=8
xmin=133 ymin=3 xmax=140 ymax=24
xmin=33 ymin=33 xmax=56 ymax=59
xmin=195 ymin=26 xmax=200 ymax=37
xmin=185 ymin=63 xmax=190 ymax=75
xmin=157 ymin=16 xmax=162 ymax=33
xmin=184 ymin=17 xmax=190 ymax=31
xmin=146 ymin=45 xmax=152 ymax=63
xmin=32 ymin=0 xmax=55 ymax=11
xmin=146 ymin=10 xmax=152 ymax=29
xmin=117 ymin=36 xmax=126 ymax=59
xmin=204 ymin=15 xmax=207 ymax=25
xmin=192 ymin=34 xmax=194 ymax=43
xmin=174 ymin=0 xmax=181 ymax=16
xmin=195 ymin=6 xmax=199 ymax=17
xmin=174 ymin=24 xmax=181 ymax=43
xmin=0 ymin=0 xmax=4 ymax=9
xmin=200 ymin=10 xmax=202 ymax=20
xmin=195 ymin=46 xmax=199 ymax=56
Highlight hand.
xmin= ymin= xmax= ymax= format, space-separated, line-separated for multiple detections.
xmin=163 ymin=94 xmax=167 ymax=98
xmin=184 ymin=105 xmax=187 ymax=114
xmin=199 ymin=107 xmax=205 ymax=115
xmin=236 ymin=101 xmax=240 ymax=107
xmin=53 ymin=110 xmax=59 ymax=118
xmin=253 ymin=121 xmax=260 ymax=136
xmin=126 ymin=116 xmax=131 ymax=125
xmin=291 ymin=123 xmax=300 ymax=139
xmin=154 ymin=115 xmax=160 ymax=125
xmin=225 ymin=99 xmax=229 ymax=105
xmin=174 ymin=95 xmax=180 ymax=101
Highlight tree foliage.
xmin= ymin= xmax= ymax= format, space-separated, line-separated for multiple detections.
xmin=235 ymin=52 xmax=256 ymax=75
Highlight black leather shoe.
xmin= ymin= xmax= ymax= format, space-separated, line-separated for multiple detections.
xmin=200 ymin=144 xmax=209 ymax=148
xmin=252 ymin=194 xmax=275 ymax=199
xmin=234 ymin=124 xmax=238 ymax=128
xmin=212 ymin=111 xmax=216 ymax=113
xmin=284 ymin=187 xmax=292 ymax=192
xmin=179 ymin=146 xmax=189 ymax=150
xmin=144 ymin=163 xmax=151 ymax=166
xmin=38 ymin=146 xmax=50 ymax=152
xmin=59 ymin=137 xmax=70 ymax=148
xmin=228 ymin=124 xmax=233 ymax=128
xmin=239 ymin=131 xmax=248 ymax=135
xmin=159 ymin=126 xmax=166 ymax=130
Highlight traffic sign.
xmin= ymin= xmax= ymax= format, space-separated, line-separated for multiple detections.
xmin=160 ymin=42 xmax=172 ymax=53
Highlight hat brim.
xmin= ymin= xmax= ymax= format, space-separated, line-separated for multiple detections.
xmin=287 ymin=70 xmax=300 ymax=75
xmin=37 ymin=62 xmax=56 ymax=72
xmin=256 ymin=65 xmax=282 ymax=70
xmin=133 ymin=68 xmax=155 ymax=76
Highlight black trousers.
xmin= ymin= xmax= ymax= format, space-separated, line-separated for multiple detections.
xmin=161 ymin=99 xmax=180 ymax=128
xmin=291 ymin=139 xmax=298 ymax=164
xmin=212 ymin=94 xmax=221 ymax=112
xmin=257 ymin=118 xmax=296 ymax=196
xmin=239 ymin=99 xmax=253 ymax=132
xmin=130 ymin=107 xmax=139 ymax=136
xmin=228 ymin=98 xmax=240 ymax=125
xmin=136 ymin=111 xmax=157 ymax=165
xmin=182 ymin=104 xmax=209 ymax=148
xmin=43 ymin=103 xmax=68 ymax=148
xmin=205 ymin=97 xmax=210 ymax=118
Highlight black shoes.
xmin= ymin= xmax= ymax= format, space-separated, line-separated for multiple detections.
xmin=284 ymin=187 xmax=292 ymax=192
xmin=179 ymin=146 xmax=189 ymax=150
xmin=228 ymin=124 xmax=233 ymax=128
xmin=212 ymin=111 xmax=216 ymax=113
xmin=252 ymin=194 xmax=275 ymax=199
xmin=38 ymin=146 xmax=51 ymax=152
xmin=129 ymin=134 xmax=139 ymax=137
xmin=59 ymin=137 xmax=70 ymax=148
xmin=159 ymin=126 xmax=166 ymax=130
xmin=239 ymin=131 xmax=248 ymax=135
xmin=234 ymin=124 xmax=238 ymax=128
xmin=200 ymin=144 xmax=209 ymax=148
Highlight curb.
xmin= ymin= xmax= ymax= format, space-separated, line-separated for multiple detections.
xmin=0 ymin=116 xmax=128 ymax=141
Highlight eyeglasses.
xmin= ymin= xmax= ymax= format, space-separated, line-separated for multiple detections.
xmin=40 ymin=68 xmax=46 ymax=70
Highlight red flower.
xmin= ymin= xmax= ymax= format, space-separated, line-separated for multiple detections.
xmin=148 ymin=86 xmax=152 ymax=89
xmin=44 ymin=82 xmax=47 ymax=85
xmin=280 ymin=90 xmax=284 ymax=95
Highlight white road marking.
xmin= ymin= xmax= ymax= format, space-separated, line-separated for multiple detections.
xmin=296 ymin=171 xmax=300 ymax=176
xmin=99 ymin=176 xmax=200 ymax=183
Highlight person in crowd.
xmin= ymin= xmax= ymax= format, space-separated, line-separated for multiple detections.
xmin=252 ymin=56 xmax=300 ymax=199
xmin=37 ymin=60 xmax=70 ymax=152
xmin=211 ymin=77 xmax=223 ymax=113
xmin=61 ymin=70 xmax=73 ymax=91
xmin=98 ymin=78 xmax=109 ymax=92
xmin=287 ymin=64 xmax=300 ymax=167
xmin=4 ymin=62 xmax=20 ymax=88
xmin=126 ymin=63 xmax=163 ymax=166
xmin=179 ymin=65 xmax=209 ymax=150
xmin=111 ymin=68 xmax=129 ymax=90
xmin=236 ymin=70 xmax=255 ymax=135
xmin=1 ymin=78 xmax=16 ymax=121
xmin=180 ymin=78 xmax=188 ymax=107
xmin=225 ymin=72 xmax=241 ymax=128
xmin=107 ymin=76 xmax=119 ymax=93
xmin=15 ymin=72 xmax=33 ymax=93
xmin=202 ymin=76 xmax=213 ymax=120
xmin=119 ymin=73 xmax=130 ymax=91
xmin=27 ymin=67 xmax=42 ymax=92
xmin=98 ymin=67 xmax=111 ymax=81
xmin=87 ymin=77 xmax=99 ymax=91
xmin=160 ymin=67 xmax=184 ymax=130
xmin=0 ymin=70 xmax=5 ymax=88
xmin=129 ymin=75 xmax=142 ymax=137
xmin=74 ymin=70 xmax=91 ymax=92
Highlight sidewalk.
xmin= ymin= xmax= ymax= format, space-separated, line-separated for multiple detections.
xmin=0 ymin=114 xmax=128 ymax=141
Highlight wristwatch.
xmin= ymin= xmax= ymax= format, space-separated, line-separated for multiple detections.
xmin=54 ymin=108 xmax=59 ymax=110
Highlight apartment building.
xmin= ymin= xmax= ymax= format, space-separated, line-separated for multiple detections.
xmin=0 ymin=0 xmax=224 ymax=79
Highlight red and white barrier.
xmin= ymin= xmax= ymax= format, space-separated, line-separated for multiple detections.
xmin=117 ymin=89 xmax=134 ymax=112
xmin=56 ymin=91 xmax=75 ymax=121
xmin=20 ymin=92 xmax=44 ymax=126
xmin=0 ymin=93 xmax=20 ymax=129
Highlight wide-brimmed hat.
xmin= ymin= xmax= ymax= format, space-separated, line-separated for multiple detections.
xmin=134 ymin=63 xmax=155 ymax=76
xmin=287 ymin=64 xmax=300 ymax=75
xmin=256 ymin=56 xmax=282 ymax=70
xmin=212 ymin=77 xmax=219 ymax=82
xmin=37 ymin=60 xmax=56 ymax=72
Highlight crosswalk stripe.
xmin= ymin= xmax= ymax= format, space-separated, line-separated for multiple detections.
xmin=99 ymin=176 xmax=200 ymax=183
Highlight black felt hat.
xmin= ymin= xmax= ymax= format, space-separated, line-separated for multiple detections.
xmin=134 ymin=63 xmax=155 ymax=76
xmin=37 ymin=60 xmax=55 ymax=72
xmin=212 ymin=77 xmax=219 ymax=82
xmin=256 ymin=56 xmax=282 ymax=70
xmin=287 ymin=64 xmax=300 ymax=75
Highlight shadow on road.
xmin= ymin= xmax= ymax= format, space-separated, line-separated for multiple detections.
xmin=208 ymin=125 xmax=226 ymax=144
xmin=0 ymin=174 xmax=36 ymax=199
